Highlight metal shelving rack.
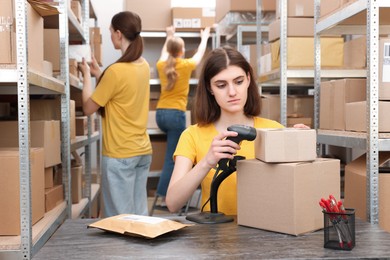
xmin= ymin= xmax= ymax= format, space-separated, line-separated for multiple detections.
xmin=0 ymin=1 xmax=100 ymax=258
xmin=314 ymin=0 xmax=390 ymax=224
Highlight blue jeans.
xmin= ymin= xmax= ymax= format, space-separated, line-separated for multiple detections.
xmin=156 ymin=109 xmax=186 ymax=197
xmin=101 ymin=154 xmax=152 ymax=217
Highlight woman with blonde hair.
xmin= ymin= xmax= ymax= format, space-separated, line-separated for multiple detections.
xmin=154 ymin=25 xmax=210 ymax=207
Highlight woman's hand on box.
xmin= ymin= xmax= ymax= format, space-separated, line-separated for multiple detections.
xmin=292 ymin=123 xmax=310 ymax=129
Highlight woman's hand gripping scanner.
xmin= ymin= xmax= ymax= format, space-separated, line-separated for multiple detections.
xmin=186 ymin=125 xmax=257 ymax=224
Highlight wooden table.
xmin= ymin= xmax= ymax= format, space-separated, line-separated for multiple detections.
xmin=34 ymin=216 xmax=390 ymax=259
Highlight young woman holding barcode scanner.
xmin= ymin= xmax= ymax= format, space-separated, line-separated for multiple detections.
xmin=166 ymin=46 xmax=309 ymax=215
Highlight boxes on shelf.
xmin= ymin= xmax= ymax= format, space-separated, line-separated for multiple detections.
xmin=71 ymin=165 xmax=83 ymax=204
xmin=215 ymin=0 xmax=257 ymax=23
xmin=0 ymin=1 xmax=43 ymax=72
xmin=0 ymin=102 xmax=10 ymax=118
xmin=76 ymin=116 xmax=88 ymax=136
xmin=150 ymin=136 xmax=167 ymax=172
xmin=172 ymin=7 xmax=214 ymax=30
xmin=42 ymin=60 xmax=53 ymax=76
xmin=320 ymin=0 xmax=349 ymax=18
xmin=90 ymin=27 xmax=102 ymax=66
xmin=0 ymin=148 xmax=45 ymax=235
xmin=255 ymin=128 xmax=317 ymax=163
xmin=320 ymin=78 xmax=366 ymax=131
xmin=43 ymin=29 xmax=60 ymax=73
xmin=276 ymin=0 xmax=314 ymax=18
xmin=268 ymin=18 xmax=314 ymax=42
xmin=271 ymin=37 xmax=344 ymax=69
xmin=0 ymin=120 xmax=61 ymax=167
xmin=260 ymin=94 xmax=314 ymax=127
xmin=237 ymin=158 xmax=340 ymax=236
xmin=378 ymin=38 xmax=390 ymax=100
xmin=287 ymin=117 xmax=312 ymax=128
xmin=344 ymin=152 xmax=390 ymax=233
xmin=45 ymin=184 xmax=64 ymax=212
xmin=124 ymin=0 xmax=171 ymax=31
xmin=70 ymin=0 xmax=82 ymax=23
xmin=45 ymin=166 xmax=54 ymax=189
xmin=345 ymin=101 xmax=390 ymax=132
xmin=343 ymin=36 xmax=366 ymax=69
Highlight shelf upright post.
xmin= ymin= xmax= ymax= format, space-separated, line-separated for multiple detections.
xmin=81 ymin=0 xmax=92 ymax=218
xmin=314 ymin=0 xmax=322 ymax=156
xmin=256 ymin=0 xmax=263 ymax=89
xmin=366 ymin=0 xmax=380 ymax=224
xmin=58 ymin=0 xmax=72 ymax=219
xmin=279 ymin=0 xmax=287 ymax=126
xmin=15 ymin=0 xmax=32 ymax=258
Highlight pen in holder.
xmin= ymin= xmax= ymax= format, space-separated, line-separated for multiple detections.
xmin=323 ymin=208 xmax=355 ymax=251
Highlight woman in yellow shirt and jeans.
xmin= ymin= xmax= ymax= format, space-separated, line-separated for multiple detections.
xmin=155 ymin=26 xmax=210 ymax=206
xmin=79 ymin=11 xmax=152 ymax=217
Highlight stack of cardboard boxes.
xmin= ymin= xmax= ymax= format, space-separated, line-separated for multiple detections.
xmin=237 ymin=128 xmax=340 ymax=236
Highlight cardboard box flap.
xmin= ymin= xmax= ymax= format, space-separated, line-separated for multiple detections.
xmin=27 ymin=0 xmax=60 ymax=17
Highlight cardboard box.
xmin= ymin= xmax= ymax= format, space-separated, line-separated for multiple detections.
xmin=237 ymin=158 xmax=340 ymax=236
xmin=125 ymin=0 xmax=171 ymax=31
xmin=71 ymin=165 xmax=83 ymax=204
xmin=76 ymin=116 xmax=88 ymax=136
xmin=255 ymin=128 xmax=317 ymax=163
xmin=89 ymin=27 xmax=102 ymax=66
xmin=343 ymin=36 xmax=366 ymax=69
xmin=150 ymin=137 xmax=167 ymax=172
xmin=0 ymin=148 xmax=45 ymax=235
xmin=43 ymin=29 xmax=60 ymax=72
xmin=268 ymin=18 xmax=314 ymax=42
xmin=320 ymin=79 xmax=366 ymax=130
xmin=345 ymin=101 xmax=390 ymax=132
xmin=344 ymin=152 xmax=390 ymax=233
xmin=260 ymin=95 xmax=314 ymax=123
xmin=45 ymin=184 xmax=64 ymax=212
xmin=70 ymin=0 xmax=82 ymax=23
xmin=0 ymin=1 xmax=44 ymax=72
xmin=0 ymin=120 xmax=61 ymax=167
xmin=45 ymin=166 xmax=54 ymax=189
xmin=276 ymin=0 xmax=314 ymax=18
xmin=172 ymin=7 xmax=214 ymax=29
xmin=215 ymin=0 xmax=256 ymax=22
xmin=378 ymin=38 xmax=390 ymax=100
xmin=271 ymin=37 xmax=344 ymax=69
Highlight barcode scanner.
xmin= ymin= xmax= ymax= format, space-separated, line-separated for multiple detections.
xmin=186 ymin=124 xmax=257 ymax=224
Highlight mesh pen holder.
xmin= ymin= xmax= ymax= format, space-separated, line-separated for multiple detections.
xmin=323 ymin=208 xmax=355 ymax=251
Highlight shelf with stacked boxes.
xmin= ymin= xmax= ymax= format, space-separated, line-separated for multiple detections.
xmin=314 ymin=0 xmax=390 ymax=227
xmin=0 ymin=0 xmax=100 ymax=259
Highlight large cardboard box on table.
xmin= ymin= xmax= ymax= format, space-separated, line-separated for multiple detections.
xmin=125 ymin=0 xmax=171 ymax=31
xmin=255 ymin=128 xmax=317 ymax=163
xmin=0 ymin=120 xmax=61 ymax=167
xmin=0 ymin=148 xmax=45 ymax=235
xmin=344 ymin=153 xmax=390 ymax=233
xmin=271 ymin=37 xmax=344 ymax=69
xmin=0 ymin=1 xmax=43 ymax=72
xmin=237 ymin=158 xmax=340 ymax=236
xmin=320 ymin=78 xmax=366 ymax=130
xmin=345 ymin=101 xmax=390 ymax=132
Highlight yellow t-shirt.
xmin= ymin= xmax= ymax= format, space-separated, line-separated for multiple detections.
xmin=91 ymin=61 xmax=152 ymax=158
xmin=156 ymin=58 xmax=196 ymax=111
xmin=174 ymin=117 xmax=284 ymax=215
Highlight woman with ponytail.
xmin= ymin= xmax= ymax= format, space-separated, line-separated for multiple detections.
xmin=154 ymin=25 xmax=210 ymax=208
xmin=79 ymin=11 xmax=152 ymax=217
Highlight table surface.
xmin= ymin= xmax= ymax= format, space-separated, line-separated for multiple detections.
xmin=34 ymin=215 xmax=390 ymax=260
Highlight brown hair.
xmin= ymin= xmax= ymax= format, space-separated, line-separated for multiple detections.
xmin=194 ymin=46 xmax=261 ymax=126
xmin=164 ymin=37 xmax=184 ymax=91
xmin=97 ymin=11 xmax=144 ymax=116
